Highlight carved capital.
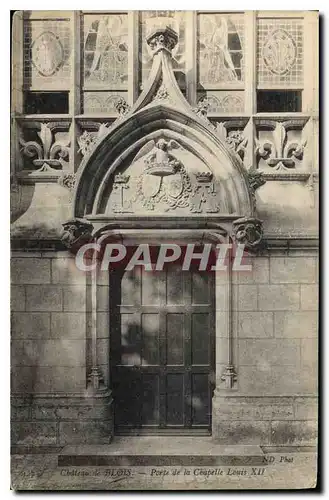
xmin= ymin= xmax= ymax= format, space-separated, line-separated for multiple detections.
xmin=61 ymin=218 xmax=94 ymax=249
xmin=146 ymin=27 xmax=178 ymax=56
xmin=87 ymin=366 xmax=104 ymax=392
xmin=221 ymin=365 xmax=237 ymax=389
xmin=232 ymin=217 xmax=263 ymax=250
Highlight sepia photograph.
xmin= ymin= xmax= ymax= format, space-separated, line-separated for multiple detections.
xmin=9 ymin=8 xmax=319 ymax=491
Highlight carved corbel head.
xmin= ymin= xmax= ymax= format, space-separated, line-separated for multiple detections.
xmin=232 ymin=217 xmax=264 ymax=250
xmin=61 ymin=218 xmax=94 ymax=249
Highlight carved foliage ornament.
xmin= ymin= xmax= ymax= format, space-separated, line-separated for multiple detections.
xmin=232 ymin=217 xmax=263 ymax=249
xmin=61 ymin=218 xmax=94 ymax=249
xmin=262 ymin=28 xmax=297 ymax=76
xmin=31 ymin=31 xmax=64 ymax=77
xmin=216 ymin=122 xmax=247 ymax=161
xmin=19 ymin=123 xmax=70 ymax=173
xmin=78 ymin=123 xmax=110 ymax=157
xmin=255 ymin=121 xmax=307 ymax=171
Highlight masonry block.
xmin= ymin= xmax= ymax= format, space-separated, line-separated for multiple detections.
xmin=270 ymin=420 xmax=317 ymax=445
xmin=51 ymin=312 xmax=86 ymax=339
xmin=59 ymin=421 xmax=112 ymax=445
xmin=301 ymin=284 xmax=318 ymax=311
xmin=97 ymin=286 xmax=109 ymax=312
xmin=258 ymin=285 xmax=300 ymax=311
xmin=274 ymin=311 xmax=318 ymax=338
xmin=237 ymin=256 xmax=270 ymax=284
xmin=272 ymin=365 xmax=317 ymax=394
xmin=294 ymin=397 xmax=318 ymax=420
xmin=237 ymin=365 xmax=274 ymax=394
xmin=11 ymin=312 xmax=50 ymax=339
xmin=238 ymin=339 xmax=300 ymax=366
xmin=21 ymin=339 xmax=85 ymax=367
xmin=26 ymin=285 xmax=62 ymax=311
xmin=237 ymin=285 xmax=258 ymax=311
xmin=270 ymin=256 xmax=317 ymax=284
xmin=238 ymin=312 xmax=273 ymax=338
xmin=11 ymin=258 xmax=51 ymax=284
xmin=11 ymin=422 xmax=57 ymax=445
xmin=11 ymin=285 xmax=25 ymax=311
xmin=51 ymin=257 xmax=86 ymax=284
xmin=63 ymin=285 xmax=87 ymax=312
xmin=213 ymin=420 xmax=270 ymax=445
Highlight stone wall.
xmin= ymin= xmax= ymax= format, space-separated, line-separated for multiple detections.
xmin=11 ymin=250 xmax=318 ymax=446
xmin=11 ymin=252 xmax=113 ymax=446
xmin=213 ymin=251 xmax=318 ymax=446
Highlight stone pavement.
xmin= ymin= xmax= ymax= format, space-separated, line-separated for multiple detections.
xmin=11 ymin=437 xmax=317 ymax=490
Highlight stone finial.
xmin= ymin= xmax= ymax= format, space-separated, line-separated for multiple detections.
xmin=61 ymin=218 xmax=94 ymax=249
xmin=146 ymin=27 xmax=178 ymax=56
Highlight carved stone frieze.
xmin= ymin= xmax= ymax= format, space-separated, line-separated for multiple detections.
xmin=232 ymin=217 xmax=263 ymax=250
xmin=61 ymin=218 xmax=94 ymax=249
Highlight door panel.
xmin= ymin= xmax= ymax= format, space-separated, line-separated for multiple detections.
xmin=110 ymin=258 xmax=215 ymax=434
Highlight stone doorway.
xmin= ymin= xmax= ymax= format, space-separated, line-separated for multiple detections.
xmin=109 ymin=254 xmax=215 ymax=435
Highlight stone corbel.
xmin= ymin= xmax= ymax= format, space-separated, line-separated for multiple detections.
xmin=61 ymin=218 xmax=94 ymax=249
xmin=232 ymin=217 xmax=264 ymax=250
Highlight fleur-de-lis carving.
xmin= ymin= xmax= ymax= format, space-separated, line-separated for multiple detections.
xmin=19 ymin=123 xmax=70 ymax=171
xmin=255 ymin=121 xmax=307 ymax=171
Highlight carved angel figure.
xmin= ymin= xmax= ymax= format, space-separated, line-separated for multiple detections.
xmin=133 ymin=139 xmax=181 ymax=175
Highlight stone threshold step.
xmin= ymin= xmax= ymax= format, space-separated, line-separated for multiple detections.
xmin=58 ymin=438 xmax=264 ymax=467
xmin=60 ymin=437 xmax=263 ymax=457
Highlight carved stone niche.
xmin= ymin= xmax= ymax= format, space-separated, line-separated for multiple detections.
xmin=255 ymin=118 xmax=309 ymax=175
xmin=18 ymin=120 xmax=71 ymax=176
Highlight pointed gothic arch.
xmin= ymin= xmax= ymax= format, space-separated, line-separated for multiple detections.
xmin=71 ymin=27 xmax=257 ymax=229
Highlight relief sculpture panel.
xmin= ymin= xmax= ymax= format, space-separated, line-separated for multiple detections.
xmin=105 ymin=139 xmax=224 ymax=215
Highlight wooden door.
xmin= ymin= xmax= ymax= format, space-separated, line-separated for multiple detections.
xmin=110 ymin=261 xmax=215 ymax=435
